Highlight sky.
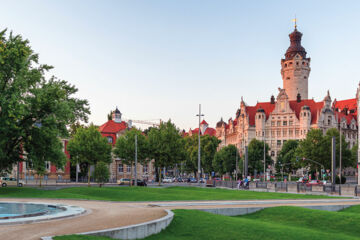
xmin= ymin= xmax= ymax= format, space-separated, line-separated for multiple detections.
xmin=1 ymin=1 xmax=360 ymax=130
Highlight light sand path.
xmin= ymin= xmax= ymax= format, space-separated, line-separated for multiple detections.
xmin=1 ymin=198 xmax=360 ymax=240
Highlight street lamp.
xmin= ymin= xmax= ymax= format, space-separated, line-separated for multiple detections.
xmin=196 ymin=104 xmax=204 ymax=184
xmin=263 ymin=131 xmax=266 ymax=182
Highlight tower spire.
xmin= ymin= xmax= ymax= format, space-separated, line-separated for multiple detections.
xmin=292 ymin=16 xmax=297 ymax=30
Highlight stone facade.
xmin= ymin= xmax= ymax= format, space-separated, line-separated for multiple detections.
xmin=216 ymin=27 xmax=358 ymax=164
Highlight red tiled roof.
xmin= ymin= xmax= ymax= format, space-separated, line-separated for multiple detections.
xmin=99 ymin=120 xmax=127 ymax=133
xmin=244 ymin=100 xmax=324 ymax=126
xmin=336 ymin=111 xmax=356 ymax=125
xmin=333 ymin=98 xmax=357 ymax=117
xmin=289 ymin=99 xmax=324 ymax=124
xmin=200 ymin=120 xmax=208 ymax=125
xmin=191 ymin=127 xmax=216 ymax=136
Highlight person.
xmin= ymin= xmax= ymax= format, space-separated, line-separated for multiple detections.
xmin=244 ymin=177 xmax=249 ymax=187
xmin=237 ymin=179 xmax=242 ymax=189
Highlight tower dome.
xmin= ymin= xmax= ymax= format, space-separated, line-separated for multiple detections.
xmin=285 ymin=28 xmax=307 ymax=60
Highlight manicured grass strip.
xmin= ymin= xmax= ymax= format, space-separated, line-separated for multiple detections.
xmin=341 ymin=204 xmax=360 ymax=214
xmin=54 ymin=206 xmax=360 ymax=240
xmin=240 ymin=206 xmax=360 ymax=238
xmin=0 ymin=186 xmax=336 ymax=201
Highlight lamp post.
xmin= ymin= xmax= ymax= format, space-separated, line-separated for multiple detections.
xmin=242 ymin=113 xmax=245 ymax=179
xmin=196 ymin=104 xmax=204 ymax=184
xmin=263 ymin=131 xmax=266 ymax=182
xmin=134 ymin=134 xmax=138 ymax=186
xmin=339 ymin=123 xmax=342 ymax=184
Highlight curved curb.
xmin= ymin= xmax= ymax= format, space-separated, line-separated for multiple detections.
xmin=42 ymin=209 xmax=174 ymax=240
xmin=0 ymin=202 xmax=86 ymax=225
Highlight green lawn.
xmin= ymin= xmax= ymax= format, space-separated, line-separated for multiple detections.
xmin=0 ymin=186 xmax=336 ymax=201
xmin=55 ymin=205 xmax=360 ymax=240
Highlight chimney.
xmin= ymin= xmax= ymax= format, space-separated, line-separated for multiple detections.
xmin=296 ymin=93 xmax=301 ymax=102
xmin=270 ymin=95 xmax=275 ymax=104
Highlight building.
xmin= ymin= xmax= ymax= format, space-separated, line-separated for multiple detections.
xmin=14 ymin=139 xmax=71 ymax=181
xmin=186 ymin=120 xmax=216 ymax=137
xmin=215 ymin=26 xmax=358 ymax=162
xmin=99 ymin=107 xmax=156 ymax=181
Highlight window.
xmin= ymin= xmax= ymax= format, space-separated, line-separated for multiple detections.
xmin=107 ymin=136 xmax=113 ymax=144
xmin=277 ymin=121 xmax=281 ymax=126
xmin=289 ymin=120 xmax=293 ymax=126
xmin=328 ymin=116 xmax=331 ymax=125
xmin=271 ymin=151 xmax=275 ymax=157
xmin=118 ymin=164 xmax=123 ymax=173
xmin=46 ymin=162 xmax=50 ymax=171
xmin=283 ymin=121 xmax=287 ymax=126
xmin=271 ymin=131 xmax=275 ymax=137
xmin=277 ymin=140 xmax=281 ymax=146
xmin=271 ymin=121 xmax=275 ymax=126
xmin=289 ymin=130 xmax=293 ymax=137
xmin=277 ymin=130 xmax=281 ymax=137
xmin=283 ymin=130 xmax=287 ymax=137
xmin=295 ymin=130 xmax=299 ymax=136
xmin=126 ymin=165 xmax=131 ymax=173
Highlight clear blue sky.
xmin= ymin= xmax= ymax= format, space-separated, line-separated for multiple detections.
xmin=1 ymin=1 xmax=359 ymax=130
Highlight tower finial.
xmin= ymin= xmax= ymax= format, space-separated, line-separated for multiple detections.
xmin=292 ymin=15 xmax=297 ymax=29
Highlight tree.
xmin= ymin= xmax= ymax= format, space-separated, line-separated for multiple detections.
xmin=323 ymin=128 xmax=352 ymax=169
xmin=212 ymin=145 xmax=239 ymax=178
xmin=247 ymin=139 xmax=272 ymax=176
xmin=67 ymin=125 xmax=112 ymax=186
xmin=0 ymin=29 xmax=90 ymax=173
xmin=113 ymin=128 xmax=148 ymax=186
xmin=351 ymin=143 xmax=358 ymax=168
xmin=148 ymin=120 xmax=185 ymax=185
xmin=183 ymin=134 xmax=220 ymax=177
xmin=275 ymin=140 xmax=299 ymax=175
xmin=295 ymin=129 xmax=326 ymax=171
xmin=94 ymin=161 xmax=109 ymax=187
xmin=296 ymin=128 xmax=353 ymax=173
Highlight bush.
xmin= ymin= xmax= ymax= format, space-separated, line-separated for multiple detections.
xmin=335 ymin=175 xmax=346 ymax=184
xmin=94 ymin=162 xmax=109 ymax=187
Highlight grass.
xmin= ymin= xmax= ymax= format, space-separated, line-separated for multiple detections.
xmin=0 ymin=186 xmax=337 ymax=201
xmin=55 ymin=205 xmax=360 ymax=240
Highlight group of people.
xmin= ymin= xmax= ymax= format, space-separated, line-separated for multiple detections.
xmin=237 ymin=176 xmax=250 ymax=189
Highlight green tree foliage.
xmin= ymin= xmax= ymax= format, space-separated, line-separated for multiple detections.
xmin=107 ymin=111 xmax=113 ymax=121
xmin=67 ymin=125 xmax=112 ymax=186
xmin=247 ymin=139 xmax=272 ymax=175
xmin=323 ymin=128 xmax=352 ymax=169
xmin=94 ymin=161 xmax=109 ymax=187
xmin=148 ymin=120 xmax=185 ymax=184
xmin=113 ymin=128 xmax=148 ymax=185
xmin=212 ymin=145 xmax=238 ymax=177
xmin=296 ymin=128 xmax=353 ymax=171
xmin=183 ymin=134 xmax=220 ymax=176
xmin=295 ymin=129 xmax=326 ymax=170
xmin=0 ymin=29 xmax=89 ymax=173
xmin=351 ymin=143 xmax=358 ymax=167
xmin=275 ymin=140 xmax=299 ymax=174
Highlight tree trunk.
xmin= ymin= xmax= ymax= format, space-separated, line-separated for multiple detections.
xmin=88 ymin=166 xmax=91 ymax=187
xmin=39 ymin=176 xmax=42 ymax=188
xmin=158 ymin=167 xmax=161 ymax=186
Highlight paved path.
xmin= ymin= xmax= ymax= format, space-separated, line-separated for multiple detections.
xmin=1 ymin=198 xmax=360 ymax=240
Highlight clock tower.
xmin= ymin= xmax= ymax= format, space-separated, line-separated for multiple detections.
xmin=281 ymin=25 xmax=311 ymax=101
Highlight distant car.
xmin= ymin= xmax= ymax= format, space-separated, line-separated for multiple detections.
xmin=306 ymin=180 xmax=324 ymax=186
xmin=117 ymin=178 xmax=131 ymax=185
xmin=132 ymin=179 xmax=147 ymax=186
xmin=163 ymin=177 xmax=174 ymax=183
xmin=0 ymin=177 xmax=24 ymax=187
xmin=176 ymin=177 xmax=183 ymax=182
xmin=213 ymin=177 xmax=221 ymax=182
xmin=296 ymin=177 xmax=308 ymax=183
xmin=199 ymin=178 xmax=206 ymax=183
